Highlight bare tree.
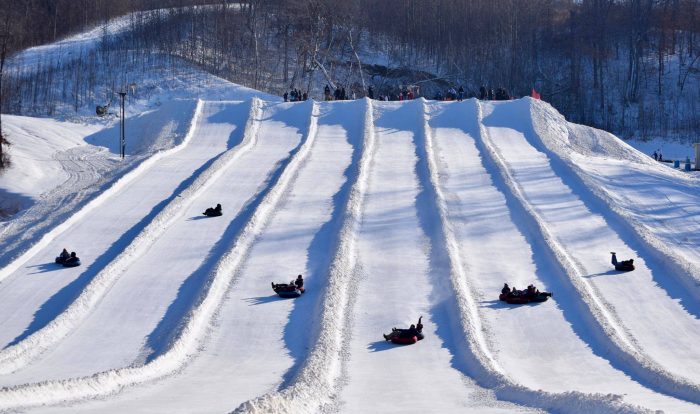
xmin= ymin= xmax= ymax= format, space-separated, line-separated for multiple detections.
xmin=0 ymin=12 xmax=10 ymax=170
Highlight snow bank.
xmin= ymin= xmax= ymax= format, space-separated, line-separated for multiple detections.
xmin=0 ymin=99 xmax=204 ymax=374
xmin=0 ymin=100 xmax=198 ymax=283
xmin=233 ymin=98 xmax=374 ymax=414
xmin=85 ymin=99 xmax=199 ymax=155
xmin=527 ymin=99 xmax=700 ymax=300
xmin=475 ymin=98 xmax=700 ymax=405
xmin=0 ymin=99 xmax=322 ymax=410
xmin=0 ymin=116 xmax=101 ymax=202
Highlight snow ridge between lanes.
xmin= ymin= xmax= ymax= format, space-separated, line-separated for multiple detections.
xmin=233 ymin=98 xmax=374 ymax=414
xmin=476 ymin=100 xmax=700 ymax=405
xmin=528 ymin=100 xmax=700 ymax=300
xmin=417 ymin=99 xmax=647 ymax=414
xmin=0 ymin=101 xmax=199 ymax=284
xmin=0 ymin=98 xmax=319 ymax=410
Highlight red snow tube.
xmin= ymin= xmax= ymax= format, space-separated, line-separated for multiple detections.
xmin=390 ymin=335 xmax=418 ymax=345
xmin=505 ymin=296 xmax=530 ymax=304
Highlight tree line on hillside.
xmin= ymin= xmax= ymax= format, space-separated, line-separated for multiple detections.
xmin=1 ymin=0 xmax=699 ymax=172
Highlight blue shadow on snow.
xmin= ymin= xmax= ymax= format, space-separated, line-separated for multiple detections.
xmin=278 ymin=100 xmax=364 ymax=388
xmin=142 ymin=101 xmax=312 ymax=362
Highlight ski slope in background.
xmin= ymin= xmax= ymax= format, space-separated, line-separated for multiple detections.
xmin=1 ymin=92 xmax=700 ymax=413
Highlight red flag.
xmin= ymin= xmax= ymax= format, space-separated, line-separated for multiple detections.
xmin=531 ymin=88 xmax=541 ymax=100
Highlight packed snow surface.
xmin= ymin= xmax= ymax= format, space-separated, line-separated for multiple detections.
xmin=1 ymin=94 xmax=700 ymax=414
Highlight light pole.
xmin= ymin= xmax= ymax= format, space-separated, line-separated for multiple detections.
xmin=118 ymin=91 xmax=126 ymax=159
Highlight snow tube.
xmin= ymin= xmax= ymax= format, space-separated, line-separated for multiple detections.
xmin=273 ymin=284 xmax=305 ymax=298
xmin=203 ymin=209 xmax=222 ymax=217
xmin=55 ymin=256 xmax=66 ymax=264
xmin=505 ymin=295 xmax=530 ymax=304
xmin=62 ymin=259 xmax=81 ymax=268
xmin=528 ymin=293 xmax=551 ymax=303
xmin=390 ymin=335 xmax=418 ymax=345
xmin=500 ymin=292 xmax=551 ymax=304
xmin=615 ymin=261 xmax=635 ymax=272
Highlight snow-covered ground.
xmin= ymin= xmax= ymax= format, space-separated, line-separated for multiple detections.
xmin=1 ymin=95 xmax=700 ymax=413
xmin=625 ymin=137 xmax=698 ymax=171
xmin=1 ymin=17 xmax=700 ymax=412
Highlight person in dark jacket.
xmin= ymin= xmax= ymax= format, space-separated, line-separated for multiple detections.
xmin=414 ymin=316 xmax=424 ymax=340
xmin=479 ymin=85 xmax=487 ymax=100
xmin=383 ymin=316 xmax=424 ymax=341
xmin=501 ymin=283 xmax=511 ymax=295
xmin=458 ymin=85 xmax=465 ymax=101
xmin=204 ymin=203 xmax=222 ymax=216
xmin=295 ymin=274 xmax=304 ymax=289
xmin=611 ymin=252 xmax=635 ymax=271
xmin=59 ymin=248 xmax=70 ymax=262
xmin=64 ymin=251 xmax=80 ymax=266
xmin=368 ymin=86 xmax=374 ymax=99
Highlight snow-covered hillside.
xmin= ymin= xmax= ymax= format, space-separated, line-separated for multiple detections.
xmin=1 ymin=13 xmax=700 ymax=412
xmin=0 ymin=94 xmax=699 ymax=414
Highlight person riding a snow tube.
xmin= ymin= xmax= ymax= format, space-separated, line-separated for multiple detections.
xmin=62 ymin=252 xmax=81 ymax=268
xmin=499 ymin=284 xmax=552 ymax=304
xmin=55 ymin=248 xmax=71 ymax=265
xmin=203 ymin=203 xmax=223 ymax=217
xmin=271 ymin=281 xmax=305 ymax=298
xmin=611 ymin=252 xmax=635 ymax=272
xmin=383 ymin=317 xmax=424 ymax=345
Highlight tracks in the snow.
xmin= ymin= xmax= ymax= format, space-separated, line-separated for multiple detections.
xmin=475 ymin=99 xmax=700 ymax=405
xmin=1 ymin=98 xmax=699 ymax=413
xmin=235 ymin=99 xmax=646 ymax=414
xmin=0 ymin=99 xmax=325 ymax=410
xmin=0 ymin=101 xmax=201 ymax=284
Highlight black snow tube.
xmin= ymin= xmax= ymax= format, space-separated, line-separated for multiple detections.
xmin=272 ymin=284 xmax=305 ymax=298
xmin=203 ymin=209 xmax=222 ymax=217
xmin=499 ymin=292 xmax=552 ymax=304
xmin=615 ymin=261 xmax=635 ymax=272
xmin=62 ymin=259 xmax=81 ymax=268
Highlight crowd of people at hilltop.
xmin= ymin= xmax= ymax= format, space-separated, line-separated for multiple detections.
xmin=283 ymin=88 xmax=308 ymax=102
xmin=283 ymin=83 xmax=514 ymax=103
